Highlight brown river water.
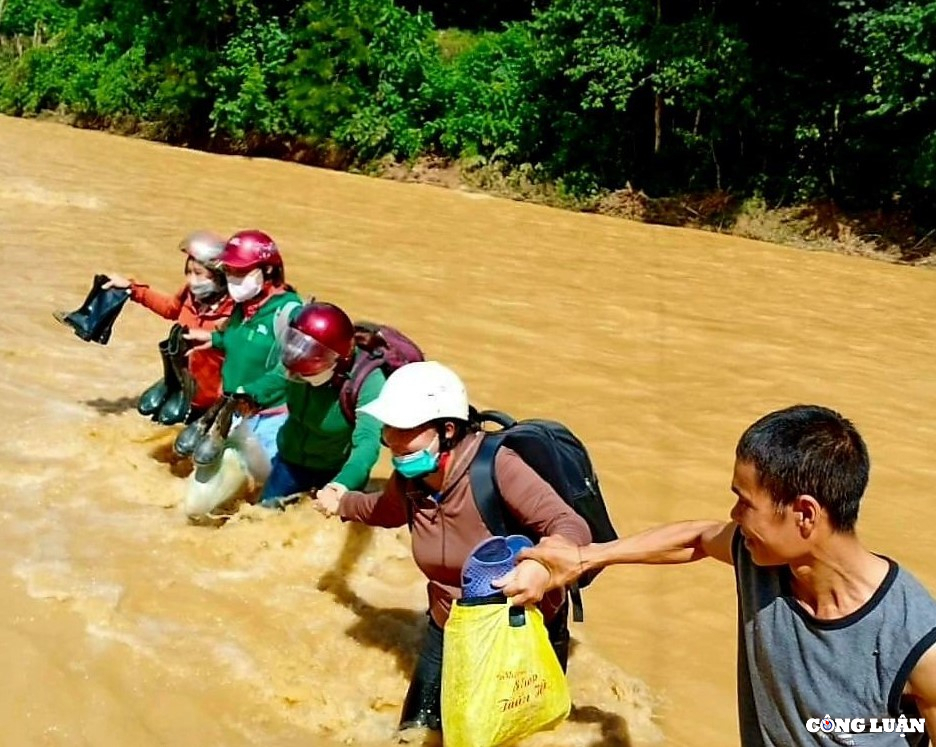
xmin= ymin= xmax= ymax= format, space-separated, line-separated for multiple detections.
xmin=1 ymin=114 xmax=934 ymax=747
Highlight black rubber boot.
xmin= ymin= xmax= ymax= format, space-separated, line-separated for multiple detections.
xmin=137 ymin=339 xmax=171 ymax=417
xmin=174 ymin=397 xmax=224 ymax=457
xmin=53 ymin=274 xmax=106 ymax=328
xmin=53 ymin=274 xmax=130 ymax=344
xmin=192 ymin=395 xmax=238 ymax=466
xmin=399 ymin=620 xmax=444 ymax=732
xmin=156 ymin=379 xmax=190 ymax=425
xmin=156 ymin=325 xmax=194 ymax=425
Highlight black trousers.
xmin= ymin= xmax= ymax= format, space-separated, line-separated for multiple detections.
xmin=399 ymin=601 xmax=571 ymax=730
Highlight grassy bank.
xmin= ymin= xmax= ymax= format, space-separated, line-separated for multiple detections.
xmin=379 ymin=156 xmax=936 ymax=266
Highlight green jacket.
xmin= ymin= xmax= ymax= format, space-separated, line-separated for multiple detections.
xmin=210 ymin=290 xmax=301 ymax=409
xmin=277 ymin=353 xmax=385 ymax=490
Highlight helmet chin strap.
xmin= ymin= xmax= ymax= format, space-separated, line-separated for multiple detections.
xmin=329 ymin=354 xmax=355 ymax=387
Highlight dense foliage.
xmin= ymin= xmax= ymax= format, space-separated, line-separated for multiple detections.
xmin=2 ymin=0 xmax=933 ymax=219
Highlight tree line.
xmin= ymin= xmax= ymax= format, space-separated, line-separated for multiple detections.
xmin=1 ymin=0 xmax=933 ymax=224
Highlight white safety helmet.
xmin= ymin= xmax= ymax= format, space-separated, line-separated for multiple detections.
xmin=179 ymin=230 xmax=226 ymax=268
xmin=359 ymin=361 xmax=469 ymax=429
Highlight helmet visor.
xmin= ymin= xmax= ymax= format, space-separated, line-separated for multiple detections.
xmin=281 ymin=327 xmax=340 ymax=375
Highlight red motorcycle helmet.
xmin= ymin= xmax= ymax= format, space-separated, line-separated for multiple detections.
xmin=282 ymin=302 xmax=355 ymax=376
xmin=219 ymin=229 xmax=283 ymax=272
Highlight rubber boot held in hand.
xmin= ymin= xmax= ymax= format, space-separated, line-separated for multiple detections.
xmin=53 ymin=274 xmax=130 ymax=344
xmin=137 ymin=338 xmax=172 ymax=417
xmin=192 ymin=395 xmax=238 ymax=467
xmin=174 ymin=395 xmax=225 ymax=457
xmin=156 ymin=325 xmax=194 ymax=425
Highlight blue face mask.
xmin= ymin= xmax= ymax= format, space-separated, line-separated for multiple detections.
xmin=392 ymin=440 xmax=440 ymax=480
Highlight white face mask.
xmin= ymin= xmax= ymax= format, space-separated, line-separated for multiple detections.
xmin=189 ymin=277 xmax=221 ymax=300
xmin=226 ymin=268 xmax=264 ymax=303
xmin=301 ymin=366 xmax=336 ymax=387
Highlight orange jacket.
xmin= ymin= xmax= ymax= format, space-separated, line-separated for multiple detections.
xmin=130 ymin=283 xmax=234 ymax=409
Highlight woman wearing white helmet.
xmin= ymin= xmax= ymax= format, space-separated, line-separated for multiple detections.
xmin=315 ymin=360 xmax=591 ymax=734
xmin=104 ymin=231 xmax=234 ymax=422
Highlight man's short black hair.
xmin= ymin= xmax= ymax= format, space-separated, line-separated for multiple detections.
xmin=736 ymin=405 xmax=870 ymax=532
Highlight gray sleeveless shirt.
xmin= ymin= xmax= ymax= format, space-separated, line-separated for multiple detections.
xmin=732 ymin=529 xmax=936 ymax=746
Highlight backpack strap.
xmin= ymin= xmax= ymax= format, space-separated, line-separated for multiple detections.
xmin=569 ymin=584 xmax=584 ymax=623
xmin=468 ymin=432 xmax=510 ymax=537
xmin=468 ymin=431 xmax=586 ymax=623
xmin=352 ymin=321 xmax=383 ymax=352
xmin=476 ymin=409 xmax=517 ymax=429
xmin=337 ymin=351 xmax=385 ymax=424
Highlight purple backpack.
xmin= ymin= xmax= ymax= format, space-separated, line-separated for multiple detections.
xmin=337 ymin=322 xmax=424 ymax=423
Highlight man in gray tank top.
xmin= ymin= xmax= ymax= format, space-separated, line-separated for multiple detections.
xmin=495 ymin=404 xmax=936 ymax=745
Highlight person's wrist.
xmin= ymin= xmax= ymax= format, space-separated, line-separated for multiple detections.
xmin=325 ymin=482 xmax=348 ymax=499
xmin=517 ymin=558 xmax=551 ymax=587
xmin=577 ymin=545 xmax=598 ymax=577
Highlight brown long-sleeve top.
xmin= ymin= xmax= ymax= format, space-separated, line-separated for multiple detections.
xmin=338 ymin=431 xmax=592 ymax=628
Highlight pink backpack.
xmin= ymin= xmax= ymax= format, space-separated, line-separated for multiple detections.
xmin=337 ymin=322 xmax=424 ymax=423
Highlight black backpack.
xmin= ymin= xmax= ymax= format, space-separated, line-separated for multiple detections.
xmin=468 ymin=409 xmax=618 ymax=621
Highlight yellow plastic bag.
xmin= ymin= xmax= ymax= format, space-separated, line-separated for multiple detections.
xmin=441 ymin=601 xmax=571 ymax=747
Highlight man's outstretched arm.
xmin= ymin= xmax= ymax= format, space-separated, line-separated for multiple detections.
xmin=495 ymin=520 xmax=737 ymax=606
